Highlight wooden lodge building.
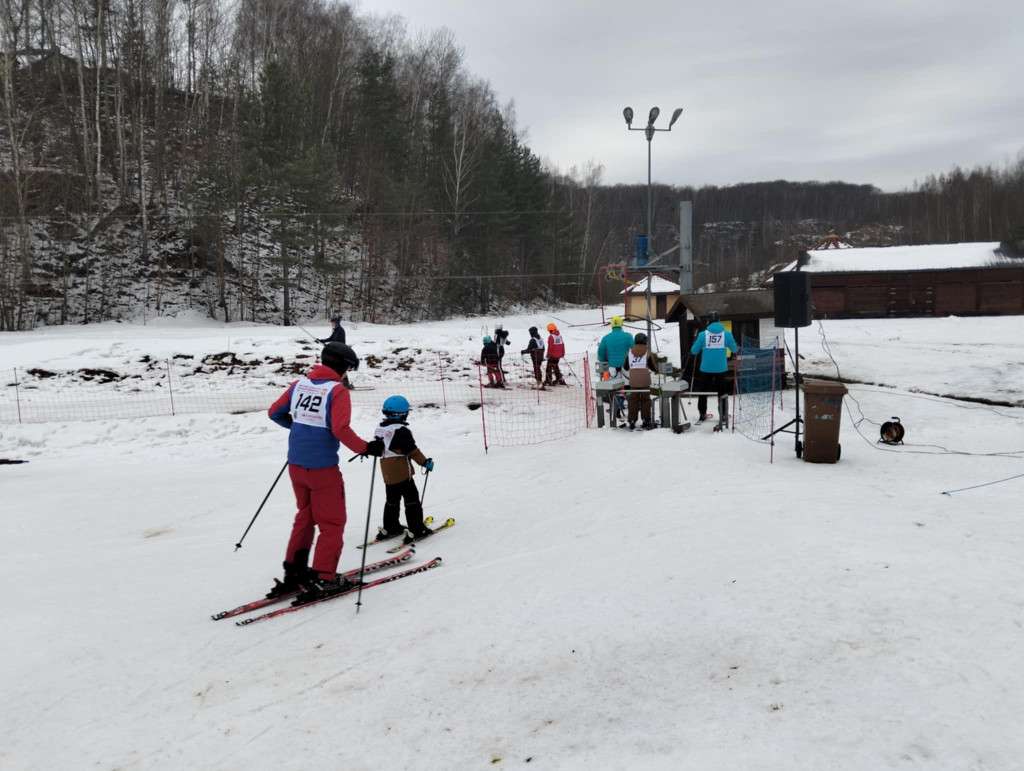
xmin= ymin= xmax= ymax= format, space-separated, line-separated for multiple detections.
xmin=767 ymin=241 xmax=1024 ymax=318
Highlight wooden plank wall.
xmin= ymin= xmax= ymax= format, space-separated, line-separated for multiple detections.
xmin=810 ymin=268 xmax=1024 ymax=318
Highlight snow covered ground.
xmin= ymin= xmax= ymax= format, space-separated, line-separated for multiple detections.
xmin=2 ymin=309 xmax=1023 ymax=770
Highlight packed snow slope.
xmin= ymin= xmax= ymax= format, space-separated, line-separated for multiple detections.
xmin=2 ymin=310 xmax=1023 ymax=770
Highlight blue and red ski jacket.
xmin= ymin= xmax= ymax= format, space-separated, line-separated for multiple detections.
xmin=268 ymin=364 xmax=368 ymax=468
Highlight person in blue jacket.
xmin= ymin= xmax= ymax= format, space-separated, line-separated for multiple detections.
xmin=597 ymin=316 xmax=634 ymax=378
xmin=689 ymin=311 xmax=738 ymax=424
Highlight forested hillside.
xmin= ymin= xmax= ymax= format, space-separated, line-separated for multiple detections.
xmin=3 ymin=0 xmax=1023 ymax=330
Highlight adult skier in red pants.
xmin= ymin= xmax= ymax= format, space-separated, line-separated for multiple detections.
xmin=267 ymin=342 xmax=384 ymax=605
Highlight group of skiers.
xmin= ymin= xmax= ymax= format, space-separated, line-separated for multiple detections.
xmin=480 ymin=323 xmax=566 ymax=388
xmin=597 ymin=312 xmax=737 ymax=430
xmin=267 ymin=332 xmax=433 ymax=607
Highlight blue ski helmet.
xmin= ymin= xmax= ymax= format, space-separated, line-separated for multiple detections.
xmin=382 ymin=395 xmax=410 ymax=419
xmin=483 ymin=336 xmax=492 ymax=344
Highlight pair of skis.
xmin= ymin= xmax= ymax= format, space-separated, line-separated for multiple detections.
xmin=212 ymin=548 xmax=439 ymax=625
xmin=357 ymin=516 xmax=456 ymax=552
xmin=213 ymin=518 xmax=455 ymax=625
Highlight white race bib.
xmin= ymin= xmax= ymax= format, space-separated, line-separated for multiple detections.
xmin=628 ymin=352 xmax=647 ymax=369
xmin=551 ymin=334 xmax=563 ymax=346
xmin=706 ymin=331 xmax=725 ymax=349
xmin=375 ymin=424 xmax=401 ymax=458
xmin=289 ymin=379 xmax=334 ymax=428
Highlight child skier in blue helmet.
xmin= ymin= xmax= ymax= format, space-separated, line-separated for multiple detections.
xmin=373 ymin=395 xmax=435 ymax=540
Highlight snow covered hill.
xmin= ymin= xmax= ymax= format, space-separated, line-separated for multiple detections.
xmin=2 ymin=310 xmax=1023 ymax=769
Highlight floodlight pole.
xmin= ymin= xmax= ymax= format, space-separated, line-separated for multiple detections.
xmin=623 ymin=106 xmax=683 ymax=354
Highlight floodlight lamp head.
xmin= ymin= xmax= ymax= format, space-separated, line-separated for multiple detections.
xmin=623 ymin=107 xmax=634 ymax=127
xmin=669 ymin=107 xmax=683 ymax=128
xmin=647 ymin=107 xmax=660 ymax=126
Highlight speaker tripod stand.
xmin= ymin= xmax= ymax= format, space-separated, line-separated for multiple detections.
xmin=762 ymin=324 xmax=804 ymax=456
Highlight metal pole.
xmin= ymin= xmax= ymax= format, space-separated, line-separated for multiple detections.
xmin=166 ymin=359 xmax=175 ymax=416
xmin=355 ymin=457 xmax=378 ymax=613
xmin=13 ymin=368 xmax=22 ymax=423
xmin=647 ymin=133 xmax=653 ymax=262
xmin=794 ymin=325 xmax=802 ymax=456
xmin=234 ymin=461 xmax=288 ymax=550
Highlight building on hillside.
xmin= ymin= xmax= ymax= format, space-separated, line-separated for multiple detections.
xmin=766 ymin=241 xmax=1024 ymax=318
xmin=620 ymin=275 xmax=680 ymax=321
xmin=665 ymin=290 xmax=786 ymax=384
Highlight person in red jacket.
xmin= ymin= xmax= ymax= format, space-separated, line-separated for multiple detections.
xmin=544 ymin=323 xmax=567 ymax=385
xmin=267 ymin=342 xmax=384 ymax=605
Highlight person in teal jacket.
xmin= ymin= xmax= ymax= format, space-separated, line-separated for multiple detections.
xmin=597 ymin=317 xmax=634 ymax=378
xmin=689 ymin=311 xmax=738 ymax=424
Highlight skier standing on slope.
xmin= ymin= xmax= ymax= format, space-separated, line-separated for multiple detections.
xmin=493 ymin=327 xmax=510 ymax=371
xmin=317 ymin=316 xmax=354 ymax=389
xmin=521 ymin=326 xmax=546 ymax=386
xmin=267 ymin=342 xmax=384 ymax=605
xmin=481 ymin=336 xmax=505 ymax=387
xmin=373 ymin=395 xmax=435 ymax=540
xmin=318 ymin=315 xmax=346 ymax=344
xmin=544 ymin=323 xmax=567 ymax=385
xmin=689 ymin=311 xmax=738 ymax=424
xmin=622 ymin=332 xmax=661 ymax=430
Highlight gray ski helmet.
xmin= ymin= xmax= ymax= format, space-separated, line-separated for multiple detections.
xmin=321 ymin=342 xmax=358 ymax=374
xmin=635 ymin=332 xmax=648 ymax=345
xmin=707 ymin=311 xmax=720 ymax=323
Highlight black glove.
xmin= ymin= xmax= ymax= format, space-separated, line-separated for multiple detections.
xmin=364 ymin=438 xmax=385 ymax=457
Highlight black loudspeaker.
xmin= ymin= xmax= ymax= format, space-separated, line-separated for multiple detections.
xmin=773 ymin=271 xmax=812 ymax=328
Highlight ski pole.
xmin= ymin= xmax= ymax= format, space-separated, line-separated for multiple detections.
xmin=420 ymin=467 xmax=431 ymax=508
xmin=355 ymin=457 xmax=378 ymax=614
xmin=234 ymin=461 xmax=288 ymax=551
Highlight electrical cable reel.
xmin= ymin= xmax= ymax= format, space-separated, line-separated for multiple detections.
xmin=879 ymin=417 xmax=905 ymax=445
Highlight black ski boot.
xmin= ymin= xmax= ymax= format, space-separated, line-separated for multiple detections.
xmin=291 ymin=573 xmax=363 ymax=606
xmin=266 ymin=550 xmax=313 ymax=599
xmin=376 ymin=524 xmax=406 ymax=540
xmin=405 ymin=503 xmax=432 ymax=540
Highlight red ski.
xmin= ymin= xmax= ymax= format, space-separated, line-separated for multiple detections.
xmin=236 ymin=557 xmax=442 ymax=626
xmin=212 ymin=548 xmax=416 ymax=620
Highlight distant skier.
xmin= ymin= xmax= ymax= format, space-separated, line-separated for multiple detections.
xmin=689 ymin=311 xmax=738 ymax=425
xmin=317 ymin=316 xmax=354 ymax=389
xmin=622 ymin=332 xmax=661 ymax=430
xmin=544 ymin=323 xmax=566 ymax=385
xmin=520 ymin=326 xmax=546 ymax=386
xmin=374 ymin=395 xmax=435 ymax=540
xmin=267 ymin=342 xmax=384 ymax=605
xmin=481 ymin=336 xmax=505 ymax=387
xmin=318 ymin=316 xmax=346 ymax=344
xmin=493 ymin=327 xmax=511 ymax=371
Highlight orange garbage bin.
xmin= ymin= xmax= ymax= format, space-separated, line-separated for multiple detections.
xmin=802 ymin=379 xmax=848 ymax=463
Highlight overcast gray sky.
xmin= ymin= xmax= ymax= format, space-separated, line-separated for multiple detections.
xmin=355 ymin=0 xmax=1024 ymax=192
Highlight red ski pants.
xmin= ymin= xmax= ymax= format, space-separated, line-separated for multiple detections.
xmin=285 ymin=463 xmax=347 ymax=578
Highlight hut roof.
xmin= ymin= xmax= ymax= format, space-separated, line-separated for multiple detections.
xmin=666 ymin=290 xmax=774 ymax=322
